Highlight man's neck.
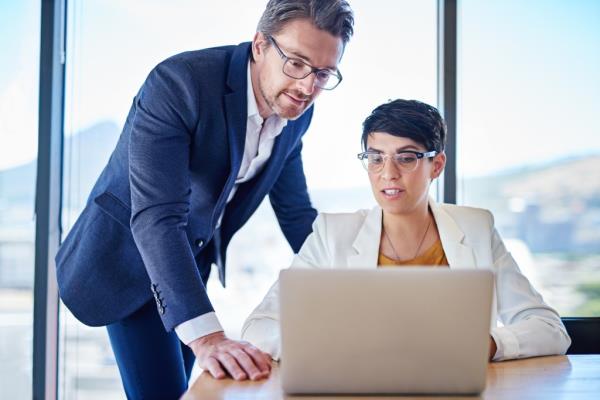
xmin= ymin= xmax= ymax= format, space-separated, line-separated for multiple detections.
xmin=249 ymin=61 xmax=273 ymax=120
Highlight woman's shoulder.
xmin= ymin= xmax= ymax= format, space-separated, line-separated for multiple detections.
xmin=314 ymin=207 xmax=376 ymax=236
xmin=317 ymin=207 xmax=372 ymax=224
xmin=435 ymin=202 xmax=495 ymax=230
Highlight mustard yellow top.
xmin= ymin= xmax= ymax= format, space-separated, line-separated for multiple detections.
xmin=378 ymin=238 xmax=449 ymax=267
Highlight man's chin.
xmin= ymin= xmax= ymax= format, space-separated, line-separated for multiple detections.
xmin=275 ymin=102 xmax=311 ymax=120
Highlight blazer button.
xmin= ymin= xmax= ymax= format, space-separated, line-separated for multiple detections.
xmin=195 ymin=239 xmax=204 ymax=248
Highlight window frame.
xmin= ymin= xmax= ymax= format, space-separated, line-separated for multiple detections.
xmin=33 ymin=0 xmax=66 ymax=399
xmin=32 ymin=1 xmax=599 ymax=398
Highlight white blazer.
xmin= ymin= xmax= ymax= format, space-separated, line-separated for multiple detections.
xmin=241 ymin=199 xmax=571 ymax=361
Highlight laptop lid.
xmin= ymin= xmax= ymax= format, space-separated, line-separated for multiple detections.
xmin=279 ymin=268 xmax=493 ymax=395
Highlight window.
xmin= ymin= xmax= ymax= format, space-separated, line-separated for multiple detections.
xmin=210 ymin=0 xmax=438 ymax=339
xmin=0 ymin=1 xmax=41 ymax=398
xmin=58 ymin=1 xmax=438 ymax=396
xmin=458 ymin=0 xmax=600 ymax=316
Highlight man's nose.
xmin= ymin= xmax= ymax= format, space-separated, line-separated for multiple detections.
xmin=296 ymin=73 xmax=317 ymax=96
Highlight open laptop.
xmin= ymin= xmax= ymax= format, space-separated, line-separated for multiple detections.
xmin=278 ymin=268 xmax=494 ymax=395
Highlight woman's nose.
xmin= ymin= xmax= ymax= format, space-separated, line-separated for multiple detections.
xmin=380 ymin=156 xmax=401 ymax=180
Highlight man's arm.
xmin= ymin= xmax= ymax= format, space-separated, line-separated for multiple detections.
xmin=269 ymin=139 xmax=318 ymax=253
xmin=129 ymin=56 xmax=270 ymax=380
xmin=129 ymin=56 xmax=212 ymax=331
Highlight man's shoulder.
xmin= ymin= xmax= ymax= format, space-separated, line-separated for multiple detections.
xmin=166 ymin=44 xmax=240 ymax=66
xmin=153 ymin=42 xmax=250 ymax=83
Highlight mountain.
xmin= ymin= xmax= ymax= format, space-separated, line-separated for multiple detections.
xmin=0 ymin=121 xmax=121 ymax=216
xmin=463 ymin=155 xmax=600 ymax=208
xmin=462 ymin=155 xmax=600 ymax=253
xmin=61 ymin=121 xmax=121 ymax=211
xmin=1 ymin=121 xmax=599 ymax=254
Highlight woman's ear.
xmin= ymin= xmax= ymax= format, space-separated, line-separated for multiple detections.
xmin=431 ymin=151 xmax=446 ymax=179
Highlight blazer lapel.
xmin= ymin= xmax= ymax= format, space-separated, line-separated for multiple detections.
xmin=429 ymin=199 xmax=477 ymax=269
xmin=347 ymin=206 xmax=382 ymax=269
xmin=223 ymin=42 xmax=252 ymax=186
xmin=220 ymin=129 xmax=294 ymax=233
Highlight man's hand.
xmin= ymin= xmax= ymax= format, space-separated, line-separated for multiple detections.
xmin=189 ymin=331 xmax=272 ymax=380
xmin=489 ymin=336 xmax=497 ymax=361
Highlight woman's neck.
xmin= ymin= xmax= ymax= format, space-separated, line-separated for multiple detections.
xmin=382 ymin=205 xmax=431 ymax=239
xmin=380 ymin=203 xmax=436 ymax=261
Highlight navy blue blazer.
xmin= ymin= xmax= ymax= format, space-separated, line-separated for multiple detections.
xmin=55 ymin=42 xmax=317 ymax=332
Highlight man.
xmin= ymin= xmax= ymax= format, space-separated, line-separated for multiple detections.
xmin=55 ymin=0 xmax=354 ymax=398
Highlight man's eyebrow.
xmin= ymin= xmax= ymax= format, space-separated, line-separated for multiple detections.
xmin=282 ymin=45 xmax=338 ymax=71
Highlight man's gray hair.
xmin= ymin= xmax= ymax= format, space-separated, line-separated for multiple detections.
xmin=257 ymin=0 xmax=354 ymax=45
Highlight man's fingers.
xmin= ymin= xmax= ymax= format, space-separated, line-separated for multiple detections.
xmin=216 ymin=352 xmax=247 ymax=381
xmin=242 ymin=345 xmax=272 ymax=374
xmin=192 ymin=335 xmax=271 ymax=381
xmin=231 ymin=348 xmax=266 ymax=380
xmin=206 ymin=357 xmax=226 ymax=380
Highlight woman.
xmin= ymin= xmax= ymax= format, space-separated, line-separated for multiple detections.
xmin=241 ymin=99 xmax=571 ymax=361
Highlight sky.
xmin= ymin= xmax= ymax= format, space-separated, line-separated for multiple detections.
xmin=1 ymin=0 xmax=599 ymax=188
xmin=0 ymin=0 xmax=40 ymax=171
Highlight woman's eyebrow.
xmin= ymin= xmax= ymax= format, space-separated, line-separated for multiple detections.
xmin=366 ymin=145 xmax=420 ymax=153
xmin=395 ymin=145 xmax=420 ymax=152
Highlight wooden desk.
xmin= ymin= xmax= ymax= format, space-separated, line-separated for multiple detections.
xmin=182 ymin=355 xmax=600 ymax=399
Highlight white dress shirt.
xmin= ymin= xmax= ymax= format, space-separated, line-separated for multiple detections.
xmin=175 ymin=60 xmax=288 ymax=345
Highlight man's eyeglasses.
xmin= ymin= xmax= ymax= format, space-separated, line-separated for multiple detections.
xmin=267 ymin=35 xmax=342 ymax=90
xmin=357 ymin=150 xmax=438 ymax=173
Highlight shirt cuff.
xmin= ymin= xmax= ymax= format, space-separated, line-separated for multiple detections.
xmin=174 ymin=311 xmax=224 ymax=345
xmin=490 ymin=326 xmax=520 ymax=361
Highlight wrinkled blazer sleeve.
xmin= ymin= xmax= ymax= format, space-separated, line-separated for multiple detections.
xmin=129 ymin=57 xmax=214 ymax=331
xmin=490 ymin=225 xmax=571 ymax=360
xmin=241 ymin=214 xmax=329 ymax=359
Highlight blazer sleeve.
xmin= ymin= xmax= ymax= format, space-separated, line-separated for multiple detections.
xmin=129 ymin=57 xmax=214 ymax=331
xmin=269 ymin=110 xmax=318 ymax=253
xmin=241 ymin=214 xmax=329 ymax=359
xmin=490 ymin=225 xmax=571 ymax=360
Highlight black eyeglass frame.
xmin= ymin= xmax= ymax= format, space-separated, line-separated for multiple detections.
xmin=267 ymin=35 xmax=343 ymax=90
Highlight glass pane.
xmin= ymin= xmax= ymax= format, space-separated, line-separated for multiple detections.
xmin=303 ymin=0 xmax=438 ymax=211
xmin=0 ymin=1 xmax=41 ymax=398
xmin=59 ymin=1 xmax=437 ymax=396
xmin=458 ymin=0 xmax=600 ymax=316
xmin=210 ymin=0 xmax=438 ymax=340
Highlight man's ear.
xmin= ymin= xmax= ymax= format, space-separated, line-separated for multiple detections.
xmin=252 ymin=32 xmax=269 ymax=61
xmin=431 ymin=151 xmax=446 ymax=179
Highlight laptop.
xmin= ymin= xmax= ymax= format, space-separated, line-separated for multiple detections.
xmin=278 ymin=268 xmax=494 ymax=395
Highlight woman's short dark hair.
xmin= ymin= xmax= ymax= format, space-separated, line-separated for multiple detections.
xmin=361 ymin=99 xmax=446 ymax=153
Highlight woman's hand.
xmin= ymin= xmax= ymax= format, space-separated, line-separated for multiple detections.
xmin=489 ymin=336 xmax=498 ymax=361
